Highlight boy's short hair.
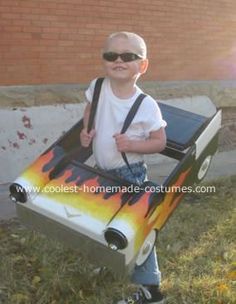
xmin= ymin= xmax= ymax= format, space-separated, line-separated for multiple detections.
xmin=105 ymin=31 xmax=147 ymax=59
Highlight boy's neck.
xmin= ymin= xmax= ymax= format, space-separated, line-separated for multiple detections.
xmin=110 ymin=78 xmax=137 ymax=99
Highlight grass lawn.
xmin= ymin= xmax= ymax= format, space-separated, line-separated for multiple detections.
xmin=0 ymin=176 xmax=235 ymax=304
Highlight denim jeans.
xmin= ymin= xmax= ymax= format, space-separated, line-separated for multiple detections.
xmin=106 ymin=161 xmax=147 ymax=185
xmin=106 ymin=162 xmax=161 ymax=286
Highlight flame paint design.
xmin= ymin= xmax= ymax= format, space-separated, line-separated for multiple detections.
xmin=19 ymin=143 xmax=192 ymax=254
xmin=152 ymin=167 xmax=192 ymax=230
xmin=41 ymin=165 xmax=134 ymax=222
xmin=21 ymin=145 xmax=65 ymax=188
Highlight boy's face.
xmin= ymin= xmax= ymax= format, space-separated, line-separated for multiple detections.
xmin=102 ymin=36 xmax=148 ymax=83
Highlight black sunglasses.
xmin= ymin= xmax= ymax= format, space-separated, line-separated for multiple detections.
xmin=102 ymin=52 xmax=143 ymax=62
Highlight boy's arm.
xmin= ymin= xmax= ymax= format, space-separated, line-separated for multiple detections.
xmin=113 ymin=127 xmax=166 ymax=154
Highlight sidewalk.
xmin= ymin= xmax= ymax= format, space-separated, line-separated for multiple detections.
xmin=0 ymin=149 xmax=235 ymax=221
xmin=0 ymin=182 xmax=15 ymax=221
xmin=148 ymin=149 xmax=236 ymax=183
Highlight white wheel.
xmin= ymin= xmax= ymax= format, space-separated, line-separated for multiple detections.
xmin=135 ymin=230 xmax=156 ymax=266
xmin=197 ymin=155 xmax=212 ymax=181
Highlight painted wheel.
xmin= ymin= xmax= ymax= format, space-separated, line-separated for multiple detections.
xmin=9 ymin=183 xmax=27 ymax=203
xmin=135 ymin=229 xmax=156 ymax=266
xmin=197 ymin=155 xmax=212 ymax=181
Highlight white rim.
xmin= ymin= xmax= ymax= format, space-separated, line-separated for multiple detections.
xmin=197 ymin=155 xmax=212 ymax=180
xmin=135 ymin=230 xmax=156 ymax=266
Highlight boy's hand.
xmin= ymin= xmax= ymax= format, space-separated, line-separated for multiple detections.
xmin=80 ymin=128 xmax=96 ymax=147
xmin=113 ymin=133 xmax=131 ymax=152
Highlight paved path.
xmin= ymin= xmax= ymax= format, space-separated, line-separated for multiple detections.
xmin=148 ymin=149 xmax=236 ymax=183
xmin=0 ymin=149 xmax=235 ymax=221
xmin=0 ymin=182 xmax=15 ymax=221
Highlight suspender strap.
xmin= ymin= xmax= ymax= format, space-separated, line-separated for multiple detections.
xmin=120 ymin=93 xmax=147 ymax=174
xmin=49 ymin=78 xmax=104 ymax=180
xmin=87 ymin=77 xmax=104 ymax=132
xmin=50 ymin=80 xmax=145 ymax=180
xmin=121 ymin=93 xmax=146 ymax=133
xmin=89 ymin=79 xmax=146 ymax=176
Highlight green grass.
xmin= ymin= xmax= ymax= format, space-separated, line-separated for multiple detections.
xmin=0 ymin=176 xmax=235 ymax=304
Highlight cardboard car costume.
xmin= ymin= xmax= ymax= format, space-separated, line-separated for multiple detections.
xmin=9 ymin=84 xmax=221 ymax=275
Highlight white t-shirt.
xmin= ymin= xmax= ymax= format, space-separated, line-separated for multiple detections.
xmin=85 ymin=77 xmax=166 ymax=170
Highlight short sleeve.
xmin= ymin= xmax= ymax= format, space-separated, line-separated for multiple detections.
xmin=85 ymin=78 xmax=97 ymax=103
xmin=141 ymin=98 xmax=167 ymax=137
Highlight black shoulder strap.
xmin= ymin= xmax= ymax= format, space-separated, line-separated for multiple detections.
xmin=49 ymin=77 xmax=104 ymax=180
xmin=121 ymin=93 xmax=146 ymax=134
xmin=87 ymin=77 xmax=104 ymax=132
xmin=88 ymin=81 xmax=146 ymax=178
xmin=120 ymin=93 xmax=147 ymax=175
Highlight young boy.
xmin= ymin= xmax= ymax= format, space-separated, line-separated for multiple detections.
xmin=80 ymin=31 xmax=166 ymax=304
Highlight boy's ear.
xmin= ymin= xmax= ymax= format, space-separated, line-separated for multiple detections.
xmin=139 ymin=58 xmax=149 ymax=74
